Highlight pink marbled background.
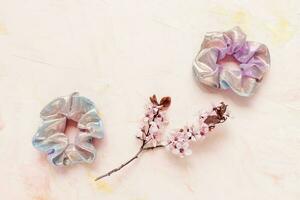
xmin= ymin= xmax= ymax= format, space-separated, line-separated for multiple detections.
xmin=0 ymin=0 xmax=299 ymax=199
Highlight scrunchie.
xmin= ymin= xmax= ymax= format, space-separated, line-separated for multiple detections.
xmin=32 ymin=92 xmax=104 ymax=166
xmin=193 ymin=26 xmax=270 ymax=96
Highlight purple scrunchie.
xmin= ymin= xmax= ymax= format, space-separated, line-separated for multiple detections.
xmin=193 ymin=26 xmax=270 ymax=96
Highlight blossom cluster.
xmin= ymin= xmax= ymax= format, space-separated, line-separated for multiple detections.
xmin=137 ymin=95 xmax=171 ymax=147
xmin=95 ymin=96 xmax=229 ymax=181
xmin=166 ymin=102 xmax=229 ymax=157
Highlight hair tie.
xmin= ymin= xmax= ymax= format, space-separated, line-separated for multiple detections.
xmin=32 ymin=92 xmax=104 ymax=166
xmin=193 ymin=26 xmax=270 ymax=96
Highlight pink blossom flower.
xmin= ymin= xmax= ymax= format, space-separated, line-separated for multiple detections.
xmin=95 ymin=97 xmax=229 ymax=181
xmin=137 ymin=95 xmax=171 ymax=147
xmin=166 ymin=102 xmax=229 ymax=157
xmin=166 ymin=128 xmax=193 ymax=157
xmin=199 ymin=123 xmax=209 ymax=137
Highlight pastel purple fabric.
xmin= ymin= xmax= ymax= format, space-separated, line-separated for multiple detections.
xmin=193 ymin=27 xmax=270 ymax=96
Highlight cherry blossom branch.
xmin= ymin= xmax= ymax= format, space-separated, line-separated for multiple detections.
xmin=94 ymin=96 xmax=229 ymax=181
xmin=165 ymin=102 xmax=229 ymax=157
xmin=95 ymin=95 xmax=171 ymax=181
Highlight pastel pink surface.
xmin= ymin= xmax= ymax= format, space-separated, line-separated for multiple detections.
xmin=0 ymin=1 xmax=299 ymax=200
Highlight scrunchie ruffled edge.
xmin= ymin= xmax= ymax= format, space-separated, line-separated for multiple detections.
xmin=193 ymin=26 xmax=270 ymax=96
xmin=32 ymin=92 xmax=104 ymax=166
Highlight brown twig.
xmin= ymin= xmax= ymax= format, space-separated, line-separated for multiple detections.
xmin=94 ymin=141 xmax=146 ymax=181
xmin=94 ymin=141 xmax=165 ymax=181
xmin=136 ymin=136 xmax=143 ymax=141
xmin=143 ymin=144 xmax=166 ymax=150
xmin=95 ymin=96 xmax=170 ymax=181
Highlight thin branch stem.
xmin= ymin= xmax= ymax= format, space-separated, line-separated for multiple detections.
xmin=136 ymin=136 xmax=143 ymax=141
xmin=94 ymin=141 xmax=165 ymax=181
xmin=143 ymin=144 xmax=166 ymax=150
xmin=95 ymin=141 xmax=146 ymax=181
xmin=95 ymin=108 xmax=163 ymax=181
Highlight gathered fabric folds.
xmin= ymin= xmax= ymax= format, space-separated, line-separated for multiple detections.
xmin=193 ymin=26 xmax=270 ymax=96
xmin=32 ymin=92 xmax=104 ymax=166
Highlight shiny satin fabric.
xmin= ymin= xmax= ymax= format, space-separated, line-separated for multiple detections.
xmin=193 ymin=27 xmax=270 ymax=96
xmin=32 ymin=92 xmax=104 ymax=166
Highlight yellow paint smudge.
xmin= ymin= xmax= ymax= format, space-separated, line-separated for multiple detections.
xmin=97 ymin=112 xmax=103 ymax=118
xmin=232 ymin=10 xmax=250 ymax=25
xmin=87 ymin=172 xmax=113 ymax=194
xmin=95 ymin=181 xmax=113 ymax=193
xmin=210 ymin=7 xmax=250 ymax=31
xmin=211 ymin=6 xmax=296 ymax=45
xmin=0 ymin=22 xmax=7 ymax=34
xmin=268 ymin=17 xmax=295 ymax=44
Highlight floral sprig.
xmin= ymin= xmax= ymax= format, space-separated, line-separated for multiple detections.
xmin=95 ymin=96 xmax=228 ymax=181
xmin=137 ymin=95 xmax=171 ymax=147
xmin=165 ymin=102 xmax=229 ymax=157
xmin=95 ymin=95 xmax=171 ymax=181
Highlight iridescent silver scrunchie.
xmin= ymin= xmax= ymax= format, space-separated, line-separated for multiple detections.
xmin=193 ymin=26 xmax=270 ymax=96
xmin=32 ymin=92 xmax=104 ymax=166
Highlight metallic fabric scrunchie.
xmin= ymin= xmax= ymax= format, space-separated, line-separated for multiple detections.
xmin=32 ymin=92 xmax=104 ymax=166
xmin=193 ymin=26 xmax=270 ymax=96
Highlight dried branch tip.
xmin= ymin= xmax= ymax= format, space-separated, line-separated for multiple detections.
xmin=150 ymin=94 xmax=171 ymax=110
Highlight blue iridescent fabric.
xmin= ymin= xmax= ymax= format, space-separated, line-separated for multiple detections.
xmin=32 ymin=92 xmax=104 ymax=166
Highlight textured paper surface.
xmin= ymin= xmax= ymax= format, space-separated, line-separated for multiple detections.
xmin=0 ymin=0 xmax=299 ymax=199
